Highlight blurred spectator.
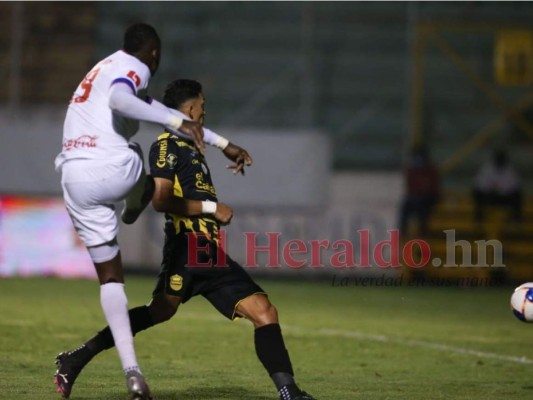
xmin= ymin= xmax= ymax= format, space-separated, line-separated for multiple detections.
xmin=472 ymin=149 xmax=523 ymax=222
xmin=399 ymin=146 xmax=441 ymax=237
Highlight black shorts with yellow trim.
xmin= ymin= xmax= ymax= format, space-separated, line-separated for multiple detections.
xmin=152 ymin=233 xmax=265 ymax=320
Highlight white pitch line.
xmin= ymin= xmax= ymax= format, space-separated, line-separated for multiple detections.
xmin=178 ymin=313 xmax=533 ymax=365
xmin=283 ymin=325 xmax=533 ymax=365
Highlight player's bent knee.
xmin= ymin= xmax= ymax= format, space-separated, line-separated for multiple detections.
xmin=249 ymin=299 xmax=279 ymax=327
xmin=260 ymin=302 xmax=279 ymax=326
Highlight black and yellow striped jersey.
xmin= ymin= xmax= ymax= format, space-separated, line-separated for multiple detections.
xmin=148 ymin=132 xmax=220 ymax=241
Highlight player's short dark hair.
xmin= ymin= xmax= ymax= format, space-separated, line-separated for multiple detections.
xmin=163 ymin=79 xmax=203 ymax=109
xmin=123 ymin=23 xmax=160 ymax=53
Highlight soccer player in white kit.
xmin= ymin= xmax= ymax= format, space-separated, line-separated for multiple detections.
xmin=53 ymin=23 xmax=225 ymax=400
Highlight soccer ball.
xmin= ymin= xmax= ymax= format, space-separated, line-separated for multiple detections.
xmin=511 ymin=282 xmax=533 ymax=322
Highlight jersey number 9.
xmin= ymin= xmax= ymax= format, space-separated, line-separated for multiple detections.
xmin=71 ymin=68 xmax=101 ymax=104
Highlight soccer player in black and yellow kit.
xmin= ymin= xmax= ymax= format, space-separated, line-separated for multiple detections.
xmin=54 ymin=79 xmax=316 ymax=400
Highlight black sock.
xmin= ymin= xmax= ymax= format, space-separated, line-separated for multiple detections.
xmin=255 ymin=323 xmax=295 ymax=390
xmin=85 ymin=305 xmax=154 ymax=355
xmin=64 ymin=344 xmax=96 ymax=366
xmin=272 ymin=373 xmax=296 ymax=391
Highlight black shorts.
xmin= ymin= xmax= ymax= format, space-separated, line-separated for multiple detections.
xmin=152 ymin=233 xmax=265 ymax=320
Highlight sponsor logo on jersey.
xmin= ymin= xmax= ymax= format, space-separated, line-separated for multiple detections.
xmin=169 ymin=274 xmax=183 ymax=291
xmin=63 ymin=135 xmax=98 ymax=151
xmin=157 ymin=140 xmax=168 ymax=168
xmin=195 ymin=172 xmax=217 ymax=195
xmin=166 ymin=153 xmax=178 ymax=169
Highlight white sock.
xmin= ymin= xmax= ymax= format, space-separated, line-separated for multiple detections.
xmin=100 ymin=282 xmax=140 ymax=374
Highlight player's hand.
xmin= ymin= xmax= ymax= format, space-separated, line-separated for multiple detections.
xmin=214 ymin=202 xmax=233 ymax=225
xmin=223 ymin=143 xmax=253 ymax=175
xmin=178 ymin=120 xmax=205 ymax=153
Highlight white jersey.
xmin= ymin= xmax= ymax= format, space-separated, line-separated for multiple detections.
xmin=55 ymin=50 xmax=151 ymax=169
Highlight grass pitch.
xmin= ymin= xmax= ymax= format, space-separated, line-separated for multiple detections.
xmin=0 ymin=276 xmax=532 ymax=400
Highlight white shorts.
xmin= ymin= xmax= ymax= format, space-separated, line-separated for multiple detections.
xmin=60 ymin=149 xmax=143 ymax=247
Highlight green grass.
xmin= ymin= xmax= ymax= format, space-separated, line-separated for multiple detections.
xmin=1 ymin=276 xmax=533 ymax=399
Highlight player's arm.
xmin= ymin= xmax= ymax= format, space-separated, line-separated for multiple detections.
xmin=153 ymin=99 xmax=253 ymax=175
xmin=108 ymin=82 xmax=205 ymax=151
xmin=151 ymin=177 xmax=232 ymax=225
xmin=147 ymin=98 xmax=252 ymax=172
xmin=148 ymin=98 xmax=227 ymax=152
